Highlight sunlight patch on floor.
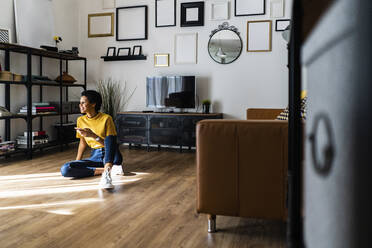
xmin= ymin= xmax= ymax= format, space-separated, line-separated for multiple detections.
xmin=0 ymin=172 xmax=61 ymax=180
xmin=0 ymin=198 xmax=104 ymax=211
xmin=0 ymin=177 xmax=142 ymax=198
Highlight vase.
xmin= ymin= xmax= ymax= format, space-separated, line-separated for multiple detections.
xmin=203 ymin=104 xmax=210 ymax=114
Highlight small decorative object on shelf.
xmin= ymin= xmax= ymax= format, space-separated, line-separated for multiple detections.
xmin=202 ymin=99 xmax=211 ymax=114
xmin=53 ymin=35 xmax=62 ymax=48
xmin=0 ymin=71 xmax=13 ymax=81
xmin=55 ymin=72 xmax=77 ymax=84
xmin=0 ymin=141 xmax=16 ymax=155
xmin=0 ymin=106 xmax=14 ymax=117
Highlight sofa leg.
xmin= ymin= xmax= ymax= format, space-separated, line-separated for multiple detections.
xmin=208 ymin=214 xmax=216 ymax=233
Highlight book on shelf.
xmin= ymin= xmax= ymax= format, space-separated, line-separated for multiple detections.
xmin=32 ymin=102 xmax=50 ymax=106
xmin=23 ymin=131 xmax=47 ymax=137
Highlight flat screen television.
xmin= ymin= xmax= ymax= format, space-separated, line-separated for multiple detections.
xmin=146 ymin=76 xmax=196 ymax=109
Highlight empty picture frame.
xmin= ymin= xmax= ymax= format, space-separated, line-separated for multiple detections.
xmin=106 ymin=47 xmax=116 ymax=56
xmin=0 ymin=28 xmax=11 ymax=43
xmin=88 ymin=13 xmax=114 ymax=38
xmin=276 ymin=19 xmax=291 ymax=31
xmin=247 ymin=20 xmax=272 ymax=52
xmin=117 ymin=5 xmax=148 ymax=41
xmin=155 ymin=0 xmax=176 ymax=27
xmin=103 ymin=0 xmax=115 ymax=9
xmin=175 ymin=33 xmax=198 ymax=64
xmin=210 ymin=2 xmax=229 ymax=21
xmin=270 ymin=0 xmax=284 ymax=18
xmin=133 ymin=45 xmax=142 ymax=55
xmin=154 ymin=54 xmax=170 ymax=67
xmin=117 ymin=47 xmax=131 ymax=56
xmin=181 ymin=2 xmax=205 ymax=27
xmin=235 ymin=0 xmax=265 ymax=16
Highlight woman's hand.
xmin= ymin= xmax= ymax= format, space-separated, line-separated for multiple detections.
xmin=75 ymin=127 xmax=98 ymax=139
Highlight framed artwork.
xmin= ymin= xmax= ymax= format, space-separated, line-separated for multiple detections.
xmin=175 ymin=33 xmax=198 ymax=64
xmin=106 ymin=47 xmax=116 ymax=56
xmin=270 ymin=0 xmax=284 ymax=18
xmin=117 ymin=5 xmax=148 ymax=41
xmin=133 ymin=45 xmax=142 ymax=55
xmin=0 ymin=28 xmax=11 ymax=43
xmin=180 ymin=2 xmax=205 ymax=27
xmin=154 ymin=54 xmax=170 ymax=67
xmin=247 ymin=20 xmax=272 ymax=52
xmin=276 ymin=19 xmax=291 ymax=31
xmin=155 ymin=0 xmax=176 ymax=27
xmin=235 ymin=0 xmax=265 ymax=16
xmin=103 ymin=0 xmax=115 ymax=9
xmin=210 ymin=2 xmax=229 ymax=21
xmin=88 ymin=13 xmax=114 ymax=38
xmin=117 ymin=47 xmax=131 ymax=56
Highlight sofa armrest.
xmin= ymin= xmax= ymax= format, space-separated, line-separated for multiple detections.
xmin=247 ymin=108 xmax=284 ymax=120
xmin=196 ymin=119 xmax=288 ymax=220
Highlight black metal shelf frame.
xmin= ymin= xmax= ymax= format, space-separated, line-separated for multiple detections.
xmin=0 ymin=42 xmax=87 ymax=159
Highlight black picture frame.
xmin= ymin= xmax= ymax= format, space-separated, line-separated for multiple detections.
xmin=234 ymin=0 xmax=265 ymax=17
xmin=132 ymin=45 xmax=142 ymax=56
xmin=180 ymin=2 xmax=204 ymax=27
xmin=155 ymin=0 xmax=176 ymax=27
xmin=117 ymin=47 xmax=131 ymax=56
xmin=106 ymin=47 xmax=116 ymax=56
xmin=275 ymin=19 xmax=291 ymax=31
xmin=116 ymin=5 xmax=148 ymax=41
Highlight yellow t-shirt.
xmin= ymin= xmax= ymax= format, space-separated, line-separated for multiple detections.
xmin=76 ymin=112 xmax=117 ymax=149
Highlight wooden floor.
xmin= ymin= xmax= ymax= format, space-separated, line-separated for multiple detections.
xmin=0 ymin=146 xmax=286 ymax=248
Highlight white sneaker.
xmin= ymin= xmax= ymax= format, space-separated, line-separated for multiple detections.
xmin=99 ymin=169 xmax=114 ymax=189
xmin=112 ymin=164 xmax=124 ymax=175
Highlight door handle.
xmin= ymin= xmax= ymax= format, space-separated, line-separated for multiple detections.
xmin=308 ymin=113 xmax=335 ymax=176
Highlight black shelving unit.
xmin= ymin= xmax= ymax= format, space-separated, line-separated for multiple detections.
xmin=0 ymin=42 xmax=87 ymax=159
xmin=100 ymin=55 xmax=147 ymax=61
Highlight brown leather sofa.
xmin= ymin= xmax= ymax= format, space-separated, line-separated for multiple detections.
xmin=196 ymin=108 xmax=288 ymax=232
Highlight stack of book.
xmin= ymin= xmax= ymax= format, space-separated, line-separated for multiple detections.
xmin=0 ymin=141 xmax=16 ymax=155
xmin=16 ymin=131 xmax=49 ymax=148
xmin=18 ymin=102 xmax=57 ymax=115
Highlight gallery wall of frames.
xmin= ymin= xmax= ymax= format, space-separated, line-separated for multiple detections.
xmin=79 ymin=0 xmax=293 ymax=119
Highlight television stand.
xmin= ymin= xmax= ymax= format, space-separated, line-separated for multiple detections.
xmin=116 ymin=112 xmax=223 ymax=152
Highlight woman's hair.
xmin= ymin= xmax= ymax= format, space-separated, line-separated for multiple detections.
xmin=81 ymin=90 xmax=102 ymax=112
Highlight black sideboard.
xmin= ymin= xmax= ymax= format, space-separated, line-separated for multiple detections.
xmin=116 ymin=112 xmax=223 ymax=152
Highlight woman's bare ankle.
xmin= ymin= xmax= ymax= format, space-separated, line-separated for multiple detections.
xmin=94 ymin=168 xmax=105 ymax=176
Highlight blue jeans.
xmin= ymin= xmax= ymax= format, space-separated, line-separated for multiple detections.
xmin=61 ymin=136 xmax=123 ymax=178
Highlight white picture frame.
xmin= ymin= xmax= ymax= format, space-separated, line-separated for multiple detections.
xmin=0 ymin=28 xmax=11 ymax=43
xmin=235 ymin=0 xmax=265 ymax=16
xmin=175 ymin=33 xmax=198 ymax=64
xmin=103 ymin=0 xmax=115 ymax=9
xmin=247 ymin=20 xmax=272 ymax=52
xmin=14 ymin=0 xmax=56 ymax=47
xmin=210 ymin=2 xmax=229 ymax=21
xmin=117 ymin=6 xmax=148 ymax=41
xmin=154 ymin=54 xmax=170 ymax=67
xmin=270 ymin=0 xmax=284 ymax=18
xmin=155 ymin=0 xmax=176 ymax=27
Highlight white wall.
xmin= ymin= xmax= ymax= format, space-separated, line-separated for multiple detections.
xmin=0 ymin=0 xmax=80 ymax=140
xmin=78 ymin=0 xmax=292 ymax=119
xmin=1 ymin=0 xmax=292 ymax=141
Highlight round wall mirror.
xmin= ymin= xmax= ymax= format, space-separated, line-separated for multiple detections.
xmin=208 ymin=23 xmax=242 ymax=64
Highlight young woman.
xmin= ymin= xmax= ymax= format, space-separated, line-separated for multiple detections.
xmin=60 ymin=90 xmax=122 ymax=189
